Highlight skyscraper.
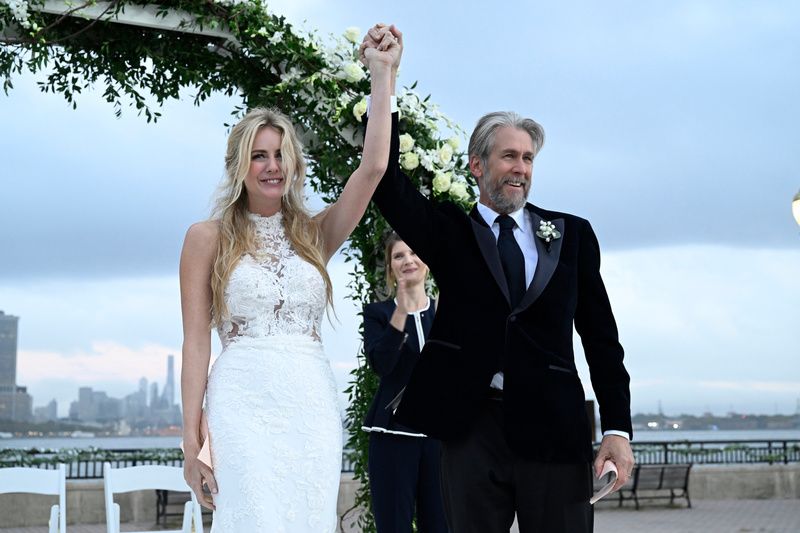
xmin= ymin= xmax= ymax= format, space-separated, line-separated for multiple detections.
xmin=161 ymin=354 xmax=175 ymax=408
xmin=0 ymin=311 xmax=19 ymax=387
xmin=0 ymin=310 xmax=32 ymax=422
xmin=150 ymin=382 xmax=159 ymax=410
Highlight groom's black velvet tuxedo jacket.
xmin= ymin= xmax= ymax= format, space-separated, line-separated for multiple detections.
xmin=371 ymin=115 xmax=632 ymax=464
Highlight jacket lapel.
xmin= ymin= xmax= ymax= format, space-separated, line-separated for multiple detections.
xmin=468 ymin=206 xmax=511 ymax=305
xmin=516 ymin=206 xmax=564 ymax=312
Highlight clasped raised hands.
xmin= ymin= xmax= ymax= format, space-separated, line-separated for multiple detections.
xmin=359 ymin=23 xmax=403 ymax=72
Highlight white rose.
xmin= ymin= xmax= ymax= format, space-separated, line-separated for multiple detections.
xmin=400 ymin=152 xmax=420 ymax=171
xmin=343 ymin=26 xmax=361 ymax=44
xmin=437 ymin=144 xmax=453 ymax=166
xmin=447 ymin=136 xmax=460 ymax=150
xmin=342 ymin=62 xmax=366 ymax=83
xmin=399 ymin=134 xmax=415 ymax=153
xmin=269 ymin=31 xmax=284 ymax=45
xmin=432 ymin=172 xmax=452 ymax=194
xmin=449 ymin=181 xmax=470 ymax=202
xmin=352 ymin=97 xmax=368 ymax=121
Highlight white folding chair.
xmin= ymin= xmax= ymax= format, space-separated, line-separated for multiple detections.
xmin=0 ymin=463 xmax=66 ymax=533
xmin=103 ymin=462 xmax=203 ymax=533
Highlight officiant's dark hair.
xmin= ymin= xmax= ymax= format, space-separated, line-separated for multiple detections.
xmin=468 ymin=111 xmax=545 ymax=170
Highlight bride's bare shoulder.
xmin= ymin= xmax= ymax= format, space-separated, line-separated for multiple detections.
xmin=183 ymin=220 xmax=220 ymax=256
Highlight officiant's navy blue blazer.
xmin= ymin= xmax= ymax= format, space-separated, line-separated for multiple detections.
xmin=362 ymin=299 xmax=435 ymax=432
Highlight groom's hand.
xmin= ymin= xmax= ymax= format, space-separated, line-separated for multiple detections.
xmin=360 ymin=24 xmax=403 ymax=72
xmin=594 ymin=434 xmax=635 ymax=491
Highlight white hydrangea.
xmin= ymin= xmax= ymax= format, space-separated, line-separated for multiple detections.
xmin=280 ymin=67 xmax=303 ymax=84
xmin=418 ymin=149 xmax=436 ymax=172
xmin=398 ymin=90 xmax=427 ymax=122
xmin=269 ymin=31 xmax=284 ymax=45
xmin=2 ymin=0 xmax=32 ymax=28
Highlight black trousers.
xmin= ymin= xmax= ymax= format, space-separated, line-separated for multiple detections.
xmin=368 ymin=432 xmax=449 ymax=533
xmin=440 ymin=400 xmax=593 ymax=533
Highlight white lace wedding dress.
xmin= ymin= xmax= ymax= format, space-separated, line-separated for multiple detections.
xmin=205 ymin=211 xmax=342 ymax=532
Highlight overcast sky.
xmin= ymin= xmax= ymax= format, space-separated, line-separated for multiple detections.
xmin=1 ymin=0 xmax=799 ymax=419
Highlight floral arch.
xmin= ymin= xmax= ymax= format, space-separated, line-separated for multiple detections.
xmin=1 ymin=0 xmax=475 ymax=528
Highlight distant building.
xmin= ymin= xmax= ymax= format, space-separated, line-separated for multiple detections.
xmin=68 ymin=387 xmax=121 ymax=423
xmin=0 ymin=311 xmax=32 ymax=422
xmin=0 ymin=311 xmax=18 ymax=387
xmin=150 ymin=382 xmax=159 ymax=410
xmin=123 ymin=378 xmax=149 ymax=422
xmin=139 ymin=377 xmax=148 ymax=405
xmin=63 ymin=354 xmax=181 ymax=430
xmin=77 ymin=386 xmax=94 ymax=420
xmin=161 ymin=355 xmax=175 ymax=408
xmin=34 ymin=399 xmax=58 ymax=422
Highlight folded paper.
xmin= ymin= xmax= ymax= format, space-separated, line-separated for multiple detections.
xmin=180 ymin=410 xmax=213 ymax=469
xmin=590 ymin=460 xmax=618 ymax=504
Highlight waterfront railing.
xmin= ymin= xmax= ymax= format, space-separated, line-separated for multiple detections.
xmin=629 ymin=439 xmax=800 ymax=465
xmin=1 ymin=439 xmax=797 ymax=479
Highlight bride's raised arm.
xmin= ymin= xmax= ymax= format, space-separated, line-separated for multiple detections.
xmin=316 ymin=24 xmax=403 ymax=262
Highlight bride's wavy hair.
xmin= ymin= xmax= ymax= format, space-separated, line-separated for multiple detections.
xmin=210 ymin=107 xmax=333 ymax=326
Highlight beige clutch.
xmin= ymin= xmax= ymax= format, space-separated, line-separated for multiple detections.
xmin=181 ymin=410 xmax=213 ymax=469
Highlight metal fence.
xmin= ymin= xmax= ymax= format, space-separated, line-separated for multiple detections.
xmin=2 ymin=439 xmax=798 ymax=479
xmin=624 ymin=439 xmax=800 ymax=465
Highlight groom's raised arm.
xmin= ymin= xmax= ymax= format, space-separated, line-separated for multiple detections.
xmin=370 ymin=113 xmax=450 ymax=269
xmin=362 ymin=24 xmax=454 ymax=271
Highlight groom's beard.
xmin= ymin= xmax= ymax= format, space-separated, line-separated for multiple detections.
xmin=486 ymin=171 xmax=531 ymax=214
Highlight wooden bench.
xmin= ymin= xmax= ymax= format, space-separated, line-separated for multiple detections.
xmin=594 ymin=464 xmax=692 ymax=509
xmin=616 ymin=464 xmax=692 ymax=509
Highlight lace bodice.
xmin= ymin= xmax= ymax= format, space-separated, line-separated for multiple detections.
xmin=218 ymin=212 xmax=326 ymax=348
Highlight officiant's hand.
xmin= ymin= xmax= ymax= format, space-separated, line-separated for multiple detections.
xmin=395 ymin=276 xmax=416 ymax=314
xmin=184 ymin=453 xmax=217 ymax=510
xmin=359 ymin=23 xmax=403 ymax=72
xmin=594 ymin=434 xmax=635 ymax=491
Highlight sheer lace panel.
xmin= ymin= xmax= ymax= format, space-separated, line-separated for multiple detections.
xmin=217 ymin=212 xmax=326 ymax=348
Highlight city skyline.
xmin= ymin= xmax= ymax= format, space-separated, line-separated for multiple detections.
xmin=1 ymin=0 xmax=799 ymax=417
xmin=0 ymin=320 xmax=180 ymax=426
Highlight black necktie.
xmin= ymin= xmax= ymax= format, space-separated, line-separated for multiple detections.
xmin=496 ymin=215 xmax=526 ymax=309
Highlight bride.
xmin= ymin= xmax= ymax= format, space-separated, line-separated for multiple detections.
xmin=179 ymin=25 xmax=403 ymax=532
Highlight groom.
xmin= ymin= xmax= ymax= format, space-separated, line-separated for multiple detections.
xmin=363 ymin=27 xmax=634 ymax=533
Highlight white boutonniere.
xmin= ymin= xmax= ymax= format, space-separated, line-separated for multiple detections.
xmin=536 ymin=220 xmax=561 ymax=251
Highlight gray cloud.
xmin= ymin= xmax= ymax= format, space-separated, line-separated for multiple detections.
xmin=2 ymin=1 xmax=799 ymax=281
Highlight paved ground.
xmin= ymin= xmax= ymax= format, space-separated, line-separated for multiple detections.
xmin=593 ymin=500 xmax=800 ymax=533
xmin=2 ymin=499 xmax=798 ymax=532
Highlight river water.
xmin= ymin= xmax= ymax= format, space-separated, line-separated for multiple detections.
xmin=2 ymin=429 xmax=799 ymax=450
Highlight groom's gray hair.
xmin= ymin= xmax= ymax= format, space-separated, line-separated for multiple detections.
xmin=468 ymin=111 xmax=545 ymax=164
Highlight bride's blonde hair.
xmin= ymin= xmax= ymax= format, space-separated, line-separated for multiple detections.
xmin=210 ymin=107 xmax=333 ymax=326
